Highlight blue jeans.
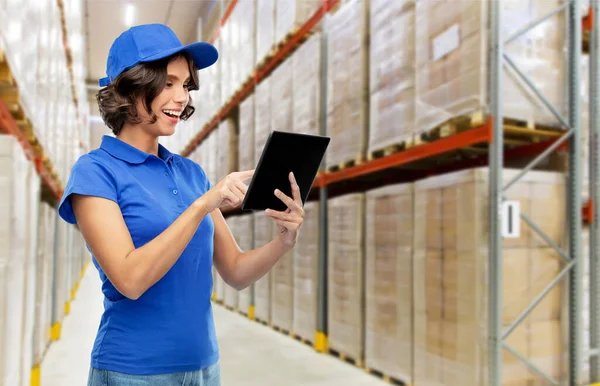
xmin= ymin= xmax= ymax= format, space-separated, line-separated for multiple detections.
xmin=87 ymin=362 xmax=221 ymax=386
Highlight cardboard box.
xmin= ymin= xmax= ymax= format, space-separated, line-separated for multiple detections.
xmin=327 ymin=193 xmax=365 ymax=361
xmin=292 ymin=201 xmax=320 ymax=343
xmin=412 ymin=168 xmax=566 ymax=386
xmin=365 ymin=183 xmax=414 ymax=384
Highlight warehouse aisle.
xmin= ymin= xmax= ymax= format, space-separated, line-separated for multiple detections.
xmin=41 ymin=263 xmax=388 ymax=386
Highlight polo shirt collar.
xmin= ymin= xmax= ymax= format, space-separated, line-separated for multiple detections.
xmin=100 ymin=135 xmax=174 ymax=164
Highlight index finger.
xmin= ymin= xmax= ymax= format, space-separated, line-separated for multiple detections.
xmin=236 ymin=169 xmax=255 ymax=181
xmin=289 ymin=172 xmax=302 ymax=206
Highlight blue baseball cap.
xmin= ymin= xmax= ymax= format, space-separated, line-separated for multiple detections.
xmin=99 ymin=23 xmax=218 ymax=87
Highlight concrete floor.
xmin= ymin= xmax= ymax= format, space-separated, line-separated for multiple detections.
xmin=41 ymin=264 xmax=388 ymax=386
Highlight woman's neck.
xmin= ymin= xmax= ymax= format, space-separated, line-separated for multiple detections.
xmin=117 ymin=124 xmax=159 ymax=156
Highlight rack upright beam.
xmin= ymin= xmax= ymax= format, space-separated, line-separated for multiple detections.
xmin=488 ymin=1 xmax=583 ymax=384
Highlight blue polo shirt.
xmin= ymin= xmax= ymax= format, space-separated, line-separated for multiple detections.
xmin=57 ymin=135 xmax=219 ymax=375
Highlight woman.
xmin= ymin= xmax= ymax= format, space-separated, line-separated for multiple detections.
xmin=57 ymin=24 xmax=304 ymax=386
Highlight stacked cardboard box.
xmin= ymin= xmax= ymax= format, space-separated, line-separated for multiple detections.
xmin=365 ymin=183 xmax=414 ymax=384
xmin=415 ymin=0 xmax=566 ymax=135
xmin=292 ymin=32 xmax=322 ymax=137
xmin=230 ymin=0 xmax=256 ymax=89
xmin=271 ymin=59 xmax=293 ymax=134
xmin=256 ymin=0 xmax=276 ymax=65
xmin=271 ymin=230 xmax=294 ymax=332
xmin=33 ymin=203 xmax=56 ymax=366
xmin=224 ymin=217 xmax=239 ymax=310
xmin=216 ymin=117 xmax=239 ymax=182
xmin=239 ymin=94 xmax=255 ymax=171
xmin=369 ymin=0 xmax=415 ymax=153
xmin=0 ymin=135 xmax=42 ymax=386
xmin=413 ymin=168 xmax=566 ymax=385
xmin=275 ymin=0 xmax=322 ymax=45
xmin=0 ymin=135 xmax=29 ymax=386
xmin=19 ymin=157 xmax=41 ymax=386
xmin=583 ymin=226 xmax=591 ymax=384
xmin=235 ymin=214 xmax=254 ymax=315
xmin=255 ymin=78 xmax=272 ymax=165
xmin=327 ymin=193 xmax=365 ymax=361
xmin=254 ymin=212 xmax=274 ymax=322
xmin=326 ymin=0 xmax=370 ymax=169
xmin=292 ymin=201 xmax=320 ymax=343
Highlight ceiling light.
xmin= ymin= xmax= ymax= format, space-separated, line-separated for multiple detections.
xmin=124 ymin=4 xmax=135 ymax=27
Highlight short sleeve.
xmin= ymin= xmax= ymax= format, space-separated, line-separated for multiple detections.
xmin=58 ymin=155 xmax=119 ymax=224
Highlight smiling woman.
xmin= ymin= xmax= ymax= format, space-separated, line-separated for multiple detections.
xmin=55 ymin=23 xmax=306 ymax=386
xmin=96 ymin=51 xmax=199 ymax=137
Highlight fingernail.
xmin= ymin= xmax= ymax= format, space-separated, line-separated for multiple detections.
xmin=274 ymin=189 xmax=279 ymax=195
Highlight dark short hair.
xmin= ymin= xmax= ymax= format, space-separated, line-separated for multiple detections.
xmin=96 ymin=51 xmax=199 ymax=136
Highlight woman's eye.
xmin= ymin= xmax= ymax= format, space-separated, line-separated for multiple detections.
xmin=166 ymin=82 xmax=173 ymax=87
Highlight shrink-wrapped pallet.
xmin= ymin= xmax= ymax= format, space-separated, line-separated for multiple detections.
xmin=231 ymin=0 xmax=256 ymax=87
xmin=206 ymin=130 xmax=219 ymax=186
xmin=583 ymin=226 xmax=591 ymax=384
xmin=292 ymin=201 xmax=320 ymax=343
xmin=219 ymin=20 xmax=235 ymax=104
xmin=365 ymin=183 xmax=413 ymax=384
xmin=271 ymin=226 xmax=294 ymax=332
xmin=224 ymin=216 xmax=239 ymax=310
xmin=328 ymin=193 xmax=365 ymax=362
xmin=326 ymin=0 xmax=369 ymax=169
xmin=292 ymin=32 xmax=322 ymax=137
xmin=256 ymin=0 xmax=276 ymax=65
xmin=369 ymin=0 xmax=415 ymax=153
xmin=216 ymin=117 xmax=238 ymax=182
xmin=0 ymin=135 xmax=29 ymax=386
xmin=33 ymin=203 xmax=53 ymax=364
xmin=275 ymin=0 xmax=322 ymax=45
xmin=255 ymin=77 xmax=271 ymax=165
xmin=415 ymin=0 xmax=566 ymax=135
xmin=235 ymin=214 xmax=254 ymax=315
xmin=20 ymin=160 xmax=41 ymax=386
xmin=271 ymin=59 xmax=293 ymax=134
xmin=413 ymin=168 xmax=567 ymax=386
xmin=239 ymin=94 xmax=255 ymax=171
xmin=254 ymin=212 xmax=274 ymax=323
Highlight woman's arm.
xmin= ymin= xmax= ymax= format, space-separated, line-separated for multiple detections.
xmin=73 ymin=169 xmax=254 ymax=300
xmin=73 ymin=195 xmax=210 ymax=300
xmin=213 ymin=172 xmax=304 ymax=290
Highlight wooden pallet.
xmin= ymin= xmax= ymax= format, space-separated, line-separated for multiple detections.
xmin=290 ymin=333 xmax=313 ymax=347
xmin=364 ymin=368 xmax=406 ymax=386
xmin=419 ymin=110 xmax=487 ymax=143
xmin=255 ymin=318 xmax=269 ymax=327
xmin=327 ymin=156 xmax=365 ymax=172
xmin=329 ymin=348 xmax=364 ymax=369
xmin=272 ymin=325 xmax=290 ymax=336
xmin=367 ymin=135 xmax=420 ymax=161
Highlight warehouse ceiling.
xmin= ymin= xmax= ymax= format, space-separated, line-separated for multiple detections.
xmin=83 ymin=0 xmax=216 ymax=93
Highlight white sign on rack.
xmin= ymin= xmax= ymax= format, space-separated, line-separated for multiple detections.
xmin=501 ymin=201 xmax=520 ymax=239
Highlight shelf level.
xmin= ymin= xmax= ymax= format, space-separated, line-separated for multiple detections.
xmin=0 ymin=99 xmax=62 ymax=200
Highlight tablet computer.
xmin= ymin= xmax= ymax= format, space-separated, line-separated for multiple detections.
xmin=241 ymin=130 xmax=330 ymax=211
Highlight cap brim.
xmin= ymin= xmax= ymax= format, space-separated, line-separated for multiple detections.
xmin=142 ymin=42 xmax=219 ymax=70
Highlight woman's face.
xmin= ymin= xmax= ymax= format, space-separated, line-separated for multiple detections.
xmin=138 ymin=56 xmax=191 ymax=137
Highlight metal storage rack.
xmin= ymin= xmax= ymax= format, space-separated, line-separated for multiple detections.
xmin=589 ymin=0 xmax=600 ymax=384
xmin=188 ymin=0 xmax=598 ymax=384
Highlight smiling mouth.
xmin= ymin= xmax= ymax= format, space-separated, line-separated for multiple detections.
xmin=162 ymin=110 xmax=181 ymax=119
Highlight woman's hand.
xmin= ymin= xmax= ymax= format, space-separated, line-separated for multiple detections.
xmin=203 ymin=169 xmax=255 ymax=213
xmin=265 ymin=172 xmax=305 ymax=247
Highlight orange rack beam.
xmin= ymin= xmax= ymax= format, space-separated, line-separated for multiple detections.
xmin=313 ymin=116 xmax=572 ymax=189
xmin=209 ymin=0 xmax=238 ymax=44
xmin=181 ymin=0 xmax=338 ymax=158
xmin=0 ymin=99 xmax=62 ymax=200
